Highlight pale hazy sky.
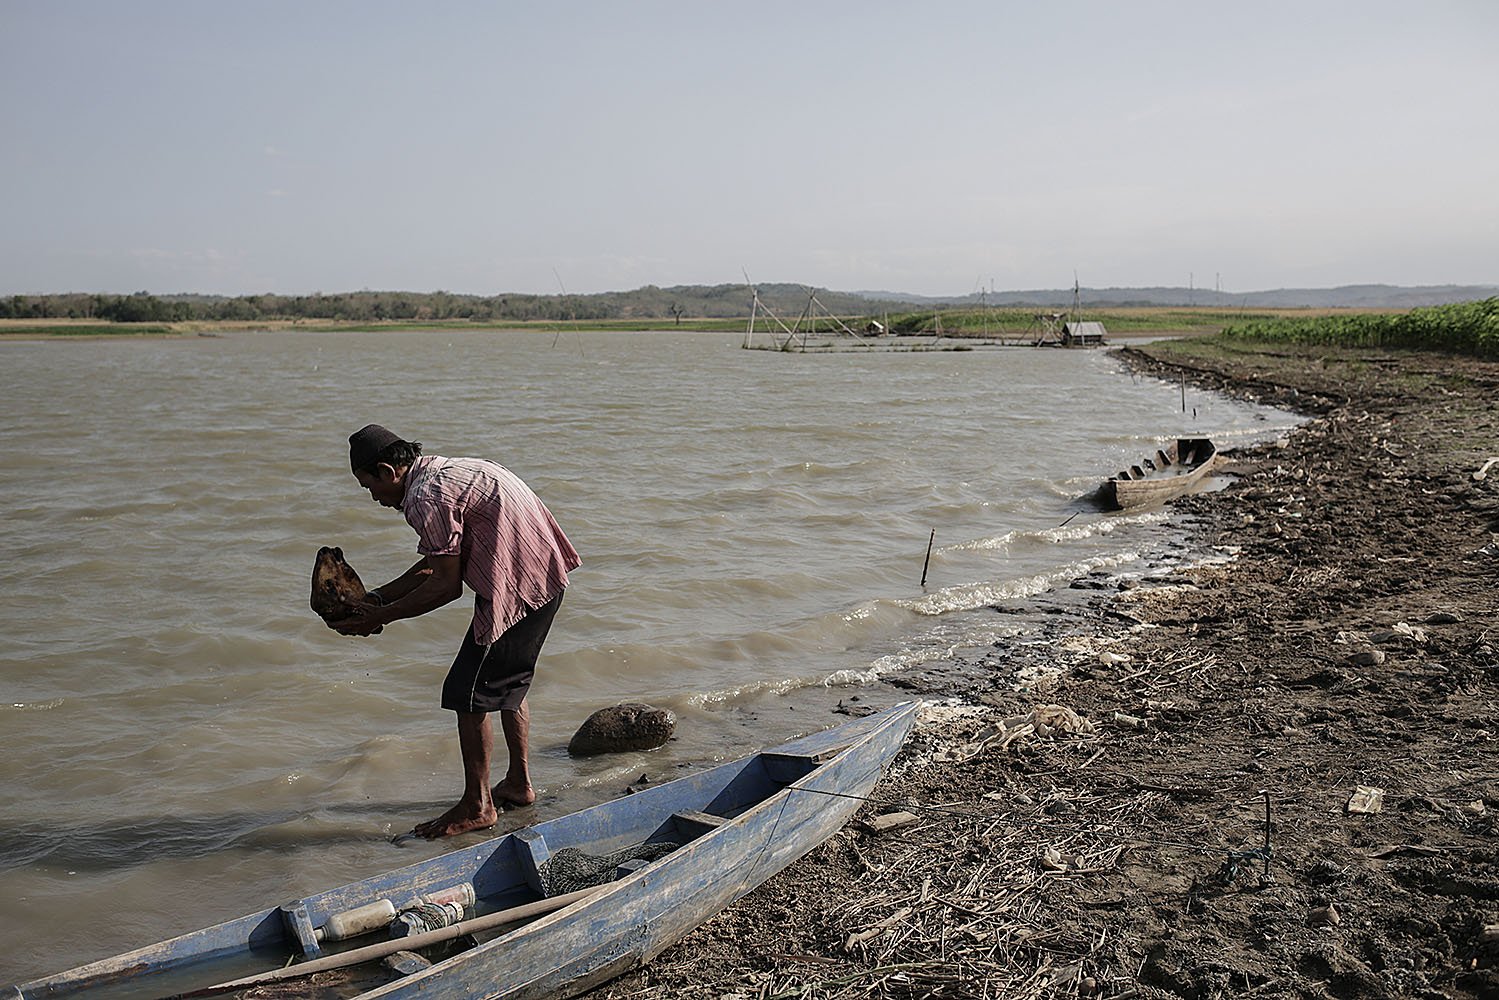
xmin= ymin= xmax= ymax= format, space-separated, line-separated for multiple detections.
xmin=3 ymin=1 xmax=1496 ymax=297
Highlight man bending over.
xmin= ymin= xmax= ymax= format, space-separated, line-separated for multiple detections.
xmin=330 ymin=424 xmax=580 ymax=839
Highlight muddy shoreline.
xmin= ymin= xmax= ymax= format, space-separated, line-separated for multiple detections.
xmin=587 ymin=339 xmax=1499 ymax=1000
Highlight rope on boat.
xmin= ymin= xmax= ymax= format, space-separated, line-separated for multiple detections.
xmin=392 ymin=901 xmax=464 ymax=936
xmin=743 ymin=783 xmax=796 ymax=889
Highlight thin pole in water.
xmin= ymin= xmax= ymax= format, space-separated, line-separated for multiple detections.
xmin=1262 ymin=789 xmax=1273 ymax=876
xmin=920 ymin=529 xmax=935 ymax=588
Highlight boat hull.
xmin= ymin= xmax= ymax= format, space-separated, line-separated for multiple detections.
xmin=1101 ymin=437 xmax=1219 ymax=509
xmin=10 ymin=702 xmax=919 ymax=1000
xmin=362 ymin=703 xmax=915 ymax=999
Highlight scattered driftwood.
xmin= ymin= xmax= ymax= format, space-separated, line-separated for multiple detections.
xmin=936 ymin=704 xmax=1096 ymax=765
xmin=820 ymin=795 xmax=1131 ymax=1000
xmin=862 ymin=811 xmax=921 ymax=835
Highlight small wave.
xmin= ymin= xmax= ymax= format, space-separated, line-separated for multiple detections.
xmin=631 ymin=611 xmax=1028 ymax=710
xmin=547 ymin=761 xmax=675 ymax=797
xmin=768 ymin=457 xmax=894 ymax=479
xmin=5 ymin=698 xmax=64 ymax=712
xmin=944 ymin=510 xmax=1168 ymax=556
xmin=895 ymin=551 xmax=1143 ymax=616
xmin=944 ymin=529 xmax=1021 ymax=553
xmin=681 ymin=675 xmax=815 ymax=708
xmin=1040 ymin=510 xmax=1169 ymax=542
xmin=820 ymin=644 xmax=963 ymax=688
xmin=1209 ymin=422 xmax=1303 ymax=440
xmin=230 ymin=813 xmax=401 ymax=850
xmin=1045 ymin=477 xmax=1107 ymax=497
xmin=820 ymin=619 xmax=1029 ymax=687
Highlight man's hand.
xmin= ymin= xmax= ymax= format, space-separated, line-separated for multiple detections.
xmin=329 ymin=599 xmax=387 ymax=636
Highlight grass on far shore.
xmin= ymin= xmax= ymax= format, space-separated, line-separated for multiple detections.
xmin=0 ymin=305 xmax=1427 ymax=340
xmin=0 ymin=322 xmax=178 ymax=337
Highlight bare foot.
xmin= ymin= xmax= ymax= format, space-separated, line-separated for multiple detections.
xmin=413 ymin=799 xmax=498 ymax=839
xmin=492 ymin=779 xmax=536 ymax=809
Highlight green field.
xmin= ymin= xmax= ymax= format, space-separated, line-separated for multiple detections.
xmin=1218 ymin=297 xmax=1499 ymax=357
xmin=6 ymin=301 xmax=1495 ymax=350
xmin=0 ymin=317 xmax=749 ymax=337
xmin=875 ymin=307 xmax=1276 ymax=337
xmin=0 ymin=323 xmax=177 ymax=337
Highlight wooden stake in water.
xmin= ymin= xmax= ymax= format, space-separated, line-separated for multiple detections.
xmin=920 ymin=529 xmax=935 ymax=588
xmin=1181 ymin=372 xmax=1187 ymax=413
xmin=1262 ymin=789 xmax=1273 ymax=876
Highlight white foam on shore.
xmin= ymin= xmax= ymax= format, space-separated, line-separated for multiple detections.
xmin=1113 ymin=583 xmax=1200 ymax=603
xmin=946 ymin=528 xmax=1022 ymax=552
xmin=821 ymin=643 xmax=966 ymax=688
xmin=820 ymin=618 xmax=1030 ymax=688
xmin=945 ymin=509 xmax=1170 ymax=554
xmin=681 ymin=675 xmax=809 ymax=708
xmin=896 ymin=551 xmax=1143 ymax=616
xmin=915 ymin=699 xmax=995 ymax=726
xmin=1210 ymin=422 xmax=1303 ymax=440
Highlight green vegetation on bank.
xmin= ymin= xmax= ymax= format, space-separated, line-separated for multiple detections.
xmin=7 ymin=289 xmax=1495 ymax=351
xmin=879 ymin=306 xmax=1289 ymax=337
xmin=0 ymin=305 xmax=1435 ymax=340
xmin=1220 ymin=297 xmax=1499 ymax=358
xmin=6 ymin=286 xmax=1494 ymax=332
xmin=0 ymin=285 xmax=887 ymax=325
xmin=302 ymin=317 xmax=754 ymax=333
xmin=0 ymin=323 xmax=176 ymax=336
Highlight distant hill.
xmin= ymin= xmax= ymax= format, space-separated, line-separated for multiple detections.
xmin=2 ymin=284 xmax=929 ymax=324
xmin=4 ymin=282 xmax=1493 ymax=324
xmin=851 ymin=284 xmax=1499 ymax=310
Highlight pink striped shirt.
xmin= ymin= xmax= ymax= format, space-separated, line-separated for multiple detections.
xmin=400 ymin=455 xmax=580 ymax=644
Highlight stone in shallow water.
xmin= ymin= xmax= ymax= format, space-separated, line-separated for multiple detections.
xmin=568 ymin=703 xmax=676 ymax=756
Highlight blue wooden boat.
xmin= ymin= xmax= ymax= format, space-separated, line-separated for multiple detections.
xmin=8 ymin=701 xmax=919 ymax=1000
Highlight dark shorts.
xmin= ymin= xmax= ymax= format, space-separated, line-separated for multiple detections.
xmin=441 ymin=592 xmax=563 ymax=714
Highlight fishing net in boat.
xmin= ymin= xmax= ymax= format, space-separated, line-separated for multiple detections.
xmin=537 ymin=841 xmax=680 ymax=896
xmin=235 ymin=966 xmax=381 ymax=998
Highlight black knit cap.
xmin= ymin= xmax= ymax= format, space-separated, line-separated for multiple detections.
xmin=349 ymin=423 xmax=402 ymax=474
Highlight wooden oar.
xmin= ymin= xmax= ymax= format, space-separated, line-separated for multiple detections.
xmin=174 ymin=884 xmax=609 ymax=998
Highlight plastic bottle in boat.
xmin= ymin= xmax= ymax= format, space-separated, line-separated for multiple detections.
xmin=318 ymin=898 xmax=397 ymax=942
xmin=418 ymin=882 xmax=476 ymax=909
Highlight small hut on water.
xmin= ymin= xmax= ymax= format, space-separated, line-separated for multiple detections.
xmin=1061 ymin=321 xmax=1107 ymax=347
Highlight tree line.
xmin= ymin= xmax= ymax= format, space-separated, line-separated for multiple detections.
xmin=0 ymin=284 xmax=918 ymax=324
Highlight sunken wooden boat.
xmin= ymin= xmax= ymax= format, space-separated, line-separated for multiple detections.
xmin=8 ymin=701 xmax=920 ymax=1000
xmin=1099 ymin=437 xmax=1219 ymax=510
